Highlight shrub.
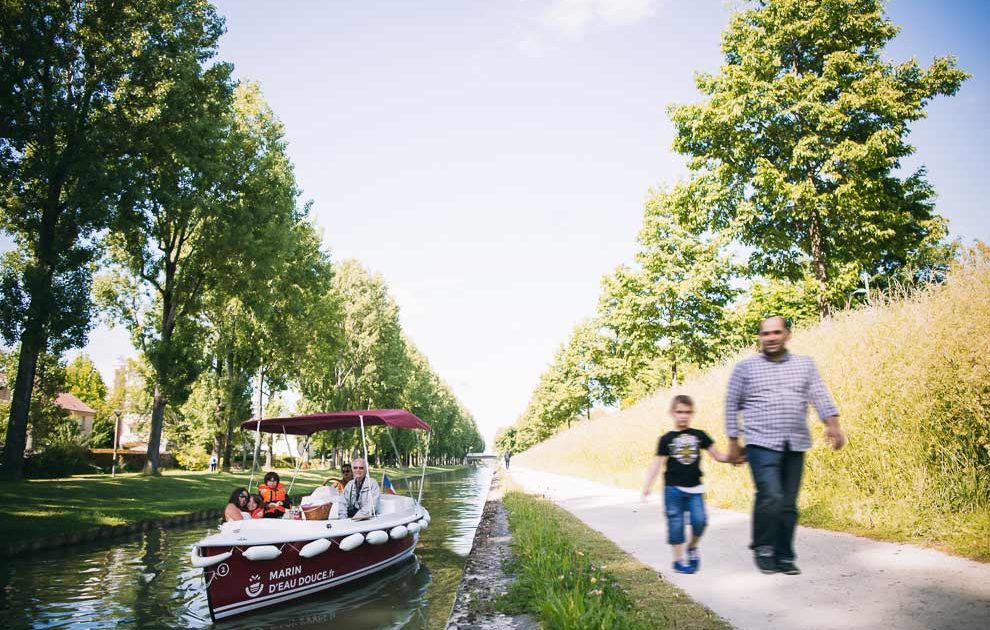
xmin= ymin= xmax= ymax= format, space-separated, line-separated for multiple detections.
xmin=25 ymin=442 xmax=92 ymax=478
xmin=174 ymin=444 xmax=211 ymax=470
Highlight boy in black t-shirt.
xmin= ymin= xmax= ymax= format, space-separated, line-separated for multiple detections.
xmin=642 ymin=395 xmax=730 ymax=574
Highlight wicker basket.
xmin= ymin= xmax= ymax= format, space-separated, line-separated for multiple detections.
xmin=301 ymin=503 xmax=332 ymax=521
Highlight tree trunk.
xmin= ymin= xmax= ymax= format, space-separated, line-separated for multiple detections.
xmin=809 ymin=208 xmax=830 ymax=318
xmin=222 ymin=350 xmax=235 ymax=471
xmin=251 ymin=365 xmax=265 ymax=472
xmin=143 ymin=381 xmax=166 ymax=475
xmin=1 ymin=331 xmax=45 ymax=479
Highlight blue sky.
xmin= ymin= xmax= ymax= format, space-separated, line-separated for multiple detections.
xmin=7 ymin=0 xmax=988 ymax=449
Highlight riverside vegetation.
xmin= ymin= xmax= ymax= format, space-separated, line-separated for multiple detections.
xmin=498 ymin=487 xmax=728 ymax=629
xmin=516 ymin=251 xmax=990 ymax=560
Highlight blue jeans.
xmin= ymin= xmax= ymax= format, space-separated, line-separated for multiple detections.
xmin=664 ymin=486 xmax=707 ymax=545
xmin=746 ymin=444 xmax=804 ymax=561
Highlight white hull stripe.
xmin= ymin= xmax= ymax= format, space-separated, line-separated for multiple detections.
xmin=212 ymin=544 xmax=417 ymax=619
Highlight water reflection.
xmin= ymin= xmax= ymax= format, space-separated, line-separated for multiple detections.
xmin=0 ymin=465 xmax=491 ymax=629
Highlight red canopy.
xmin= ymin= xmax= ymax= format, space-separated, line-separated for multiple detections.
xmin=239 ymin=409 xmax=430 ymax=435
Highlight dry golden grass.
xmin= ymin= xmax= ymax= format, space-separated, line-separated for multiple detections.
xmin=517 ymin=253 xmax=990 ymax=560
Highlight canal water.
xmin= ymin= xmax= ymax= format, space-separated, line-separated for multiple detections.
xmin=0 ymin=465 xmax=493 ymax=629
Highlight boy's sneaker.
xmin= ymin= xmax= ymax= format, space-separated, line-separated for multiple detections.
xmin=687 ymin=547 xmax=700 ymax=571
xmin=672 ymin=560 xmax=695 ymax=574
xmin=754 ymin=547 xmax=778 ymax=574
xmin=777 ymin=560 xmax=801 ymax=575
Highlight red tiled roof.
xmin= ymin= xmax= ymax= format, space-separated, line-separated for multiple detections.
xmin=55 ymin=392 xmax=96 ymax=414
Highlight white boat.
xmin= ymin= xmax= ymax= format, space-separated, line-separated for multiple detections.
xmin=191 ymin=409 xmax=433 ymax=622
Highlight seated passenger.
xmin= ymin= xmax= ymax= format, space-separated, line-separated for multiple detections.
xmin=246 ymin=493 xmax=265 ymax=519
xmin=324 ymin=463 xmax=353 ymax=494
xmin=342 ymin=457 xmax=380 ymax=520
xmin=259 ymin=472 xmax=291 ymax=518
xmin=224 ymin=487 xmax=249 ymax=522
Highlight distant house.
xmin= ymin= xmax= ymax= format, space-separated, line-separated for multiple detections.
xmin=55 ymin=392 xmax=97 ymax=437
xmin=1 ymin=371 xmax=98 ymax=446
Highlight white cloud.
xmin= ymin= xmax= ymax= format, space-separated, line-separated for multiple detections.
xmin=541 ymin=0 xmax=658 ymax=38
xmin=595 ymin=0 xmax=657 ymax=25
xmin=543 ymin=0 xmax=596 ymax=38
xmin=517 ymin=32 xmax=546 ymax=57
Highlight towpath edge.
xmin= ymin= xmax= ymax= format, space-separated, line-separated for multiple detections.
xmin=446 ymin=471 xmax=538 ymax=630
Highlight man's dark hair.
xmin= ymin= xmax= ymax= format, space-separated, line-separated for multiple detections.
xmin=670 ymin=394 xmax=694 ymax=410
xmin=341 ymin=464 xmax=352 ymax=471
xmin=758 ymin=315 xmax=792 ymax=334
xmin=263 ymin=471 xmax=280 ymax=484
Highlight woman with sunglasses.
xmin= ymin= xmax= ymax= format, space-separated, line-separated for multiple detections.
xmin=224 ymin=487 xmax=250 ymax=522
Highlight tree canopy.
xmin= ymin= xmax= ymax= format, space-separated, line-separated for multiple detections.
xmin=667 ymin=0 xmax=967 ymax=315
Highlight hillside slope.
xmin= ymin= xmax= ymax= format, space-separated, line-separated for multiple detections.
xmin=516 ymin=251 xmax=990 ymax=560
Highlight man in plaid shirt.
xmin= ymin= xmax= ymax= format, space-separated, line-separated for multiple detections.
xmin=725 ymin=316 xmax=846 ymax=575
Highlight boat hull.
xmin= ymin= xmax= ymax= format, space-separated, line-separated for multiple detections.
xmin=204 ymin=532 xmax=418 ymax=621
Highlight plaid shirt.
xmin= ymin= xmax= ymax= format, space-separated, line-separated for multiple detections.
xmin=725 ymin=352 xmax=839 ymax=451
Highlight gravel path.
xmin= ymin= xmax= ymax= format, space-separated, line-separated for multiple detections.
xmin=510 ymin=466 xmax=990 ymax=630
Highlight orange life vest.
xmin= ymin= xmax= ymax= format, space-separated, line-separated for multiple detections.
xmin=259 ymin=482 xmax=288 ymax=515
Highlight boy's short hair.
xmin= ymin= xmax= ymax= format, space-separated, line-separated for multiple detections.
xmin=263 ymin=471 xmax=280 ymax=483
xmin=670 ymin=394 xmax=694 ymax=410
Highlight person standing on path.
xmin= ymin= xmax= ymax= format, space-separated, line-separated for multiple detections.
xmin=503 ymin=450 xmax=511 ymax=470
xmin=643 ymin=394 xmax=731 ymax=574
xmin=725 ymin=316 xmax=846 ymax=575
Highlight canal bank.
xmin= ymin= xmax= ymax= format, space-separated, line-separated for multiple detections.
xmin=446 ymin=471 xmax=537 ymax=630
xmin=456 ymin=468 xmax=729 ymax=629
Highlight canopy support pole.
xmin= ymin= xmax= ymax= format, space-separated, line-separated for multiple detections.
xmin=386 ymin=427 xmax=402 ymax=468
xmin=417 ymin=431 xmax=431 ymax=505
xmin=287 ymin=434 xmax=309 ymax=497
xmin=358 ymin=415 xmax=376 ymax=516
xmin=248 ymin=418 xmax=261 ymax=490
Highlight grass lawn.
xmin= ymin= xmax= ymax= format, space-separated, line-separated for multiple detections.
xmin=2 ymin=465 xmax=455 ymax=544
xmin=500 ymin=482 xmax=729 ymax=629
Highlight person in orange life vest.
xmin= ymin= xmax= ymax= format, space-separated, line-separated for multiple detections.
xmin=246 ymin=493 xmax=265 ymax=519
xmin=259 ymin=471 xmax=291 ymax=518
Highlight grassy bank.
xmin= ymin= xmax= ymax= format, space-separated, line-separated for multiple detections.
xmin=1 ymin=465 xmax=455 ymax=543
xmin=517 ymin=253 xmax=990 ymax=560
xmin=499 ymin=488 xmax=728 ymax=629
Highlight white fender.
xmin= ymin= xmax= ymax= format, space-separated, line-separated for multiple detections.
xmin=190 ymin=548 xmax=232 ymax=568
xmin=417 ymin=518 xmax=429 ymax=530
xmin=366 ymin=530 xmax=389 ymax=545
xmin=406 ymin=522 xmax=421 ymax=534
xmin=242 ymin=545 xmax=281 ymax=561
xmin=339 ymin=532 xmax=365 ymax=551
xmin=389 ymin=525 xmax=408 ymax=540
xmin=299 ymin=538 xmax=333 ymax=558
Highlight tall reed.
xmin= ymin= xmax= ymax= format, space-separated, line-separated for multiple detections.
xmin=517 ymin=250 xmax=990 ymax=560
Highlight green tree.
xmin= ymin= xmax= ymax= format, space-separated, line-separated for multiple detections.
xmin=299 ymin=260 xmax=410 ymax=413
xmin=0 ymin=0 xmax=224 ymax=478
xmin=599 ymin=190 xmax=738 ymax=392
xmin=668 ymin=0 xmax=968 ymax=316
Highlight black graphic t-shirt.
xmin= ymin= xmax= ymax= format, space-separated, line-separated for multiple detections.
xmin=656 ymin=428 xmax=714 ymax=488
